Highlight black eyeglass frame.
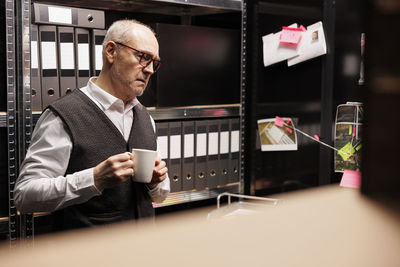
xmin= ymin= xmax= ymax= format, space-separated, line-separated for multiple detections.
xmin=115 ymin=41 xmax=161 ymax=72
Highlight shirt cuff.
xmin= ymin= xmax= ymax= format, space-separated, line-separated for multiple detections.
xmin=147 ymin=177 xmax=170 ymax=203
xmin=74 ymin=167 xmax=102 ymax=196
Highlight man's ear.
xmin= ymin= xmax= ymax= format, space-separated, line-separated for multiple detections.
xmin=104 ymin=41 xmax=118 ymax=64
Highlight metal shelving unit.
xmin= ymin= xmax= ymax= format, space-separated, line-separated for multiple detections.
xmin=243 ymin=0 xmax=336 ymax=196
xmin=33 ymin=0 xmax=242 ymax=14
xmin=3 ymin=0 xmax=246 ymax=240
xmin=153 ymin=182 xmax=239 ymax=207
xmin=5 ymin=0 xmax=18 ymax=245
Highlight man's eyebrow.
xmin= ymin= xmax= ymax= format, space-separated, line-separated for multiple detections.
xmin=141 ymin=50 xmax=160 ymax=61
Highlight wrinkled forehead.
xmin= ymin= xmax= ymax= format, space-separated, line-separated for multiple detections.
xmin=126 ymin=25 xmax=159 ymax=58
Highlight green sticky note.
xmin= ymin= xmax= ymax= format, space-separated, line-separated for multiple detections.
xmin=355 ymin=143 xmax=362 ymax=151
xmin=338 ymin=142 xmax=356 ymax=161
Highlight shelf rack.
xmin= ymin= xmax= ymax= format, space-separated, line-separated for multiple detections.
xmin=3 ymin=0 xmax=246 ymax=241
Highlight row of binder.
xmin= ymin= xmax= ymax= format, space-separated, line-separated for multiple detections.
xmin=156 ymin=118 xmax=241 ymax=193
xmin=31 ymin=24 xmax=106 ymax=111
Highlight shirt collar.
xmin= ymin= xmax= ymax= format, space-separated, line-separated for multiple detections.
xmin=87 ymin=77 xmax=139 ymax=113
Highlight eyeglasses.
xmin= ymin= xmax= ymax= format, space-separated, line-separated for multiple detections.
xmin=115 ymin=41 xmax=161 ymax=73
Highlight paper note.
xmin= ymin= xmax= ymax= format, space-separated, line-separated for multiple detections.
xmin=314 ymin=134 xmax=320 ymax=141
xmin=340 ymin=169 xmax=361 ymax=188
xmin=287 ymin=21 xmax=327 ymax=66
xmin=275 ymin=116 xmax=284 ymax=127
xmin=262 ymin=23 xmax=299 ymax=67
xmin=338 ymin=142 xmax=355 ymax=161
xmin=279 ymin=26 xmax=305 ymax=45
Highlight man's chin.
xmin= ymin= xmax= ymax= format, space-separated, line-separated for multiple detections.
xmin=133 ymin=87 xmax=146 ymax=97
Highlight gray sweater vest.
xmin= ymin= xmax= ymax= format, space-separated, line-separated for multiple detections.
xmin=48 ymin=88 xmax=157 ymax=230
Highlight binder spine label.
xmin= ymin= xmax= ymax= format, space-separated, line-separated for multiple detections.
xmin=220 ymin=131 xmax=229 ymax=154
xmin=60 ymin=42 xmax=74 ymax=70
xmin=41 ymin=32 xmax=57 ymax=70
xmin=31 ymin=40 xmax=38 ymax=69
xmin=184 ymin=133 xmax=194 ymax=158
xmin=48 ymin=6 xmax=72 ymax=24
xmin=157 ymin=136 xmax=168 ymax=160
xmin=231 ymin=129 xmax=240 ymax=154
xmin=196 ymin=132 xmax=207 ymax=157
xmin=170 ymin=134 xmax=181 ymax=159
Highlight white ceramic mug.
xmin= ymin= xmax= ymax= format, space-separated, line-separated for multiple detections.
xmin=131 ymin=148 xmax=157 ymax=183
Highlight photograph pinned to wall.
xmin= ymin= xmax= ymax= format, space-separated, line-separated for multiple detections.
xmin=257 ymin=118 xmax=298 ymax=151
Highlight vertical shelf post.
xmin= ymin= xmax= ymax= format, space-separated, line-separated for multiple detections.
xmin=16 ymin=0 xmax=34 ymax=242
xmin=240 ymin=0 xmax=247 ymax=194
xmin=6 ymin=0 xmax=18 ymax=246
xmin=319 ymin=0 xmax=336 ymax=185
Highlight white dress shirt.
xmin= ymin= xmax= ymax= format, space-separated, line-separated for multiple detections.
xmin=15 ymin=78 xmax=170 ymax=214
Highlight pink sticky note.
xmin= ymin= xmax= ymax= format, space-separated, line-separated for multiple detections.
xmin=340 ymin=170 xmax=361 ymax=189
xmin=299 ymin=25 xmax=307 ymax=31
xmin=285 ymin=127 xmax=293 ymax=134
xmin=280 ymin=27 xmax=303 ymax=45
xmin=275 ymin=116 xmax=284 ymax=127
xmin=314 ymin=134 xmax=320 ymax=141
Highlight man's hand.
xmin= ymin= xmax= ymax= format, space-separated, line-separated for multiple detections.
xmin=93 ymin=152 xmax=134 ymax=191
xmin=147 ymin=157 xmax=168 ymax=190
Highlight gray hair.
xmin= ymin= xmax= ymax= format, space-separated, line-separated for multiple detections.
xmin=102 ymin=19 xmax=155 ymax=57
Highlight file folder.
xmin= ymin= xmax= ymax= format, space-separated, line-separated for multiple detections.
xmin=168 ymin=121 xmax=182 ymax=193
xmin=229 ymin=118 xmax=240 ymax=183
xmin=92 ymin=29 xmax=106 ymax=76
xmin=75 ymin=28 xmax=91 ymax=88
xmin=32 ymin=3 xmax=105 ymax=29
xmin=57 ymin=26 xmax=76 ymax=96
xmin=207 ymin=120 xmax=220 ymax=188
xmin=39 ymin=25 xmax=59 ymax=108
xmin=156 ymin=121 xmax=169 ymax=175
xmin=219 ymin=119 xmax=230 ymax=186
xmin=182 ymin=120 xmax=195 ymax=191
xmin=195 ymin=120 xmax=208 ymax=190
xmin=31 ymin=24 xmax=42 ymax=111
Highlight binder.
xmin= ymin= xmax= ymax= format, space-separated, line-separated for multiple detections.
xmin=168 ymin=121 xmax=182 ymax=193
xmin=207 ymin=120 xmax=220 ymax=188
xmin=156 ymin=121 xmax=169 ymax=179
xmin=57 ymin=26 xmax=76 ymax=96
xmin=92 ymin=29 xmax=106 ymax=76
xmin=219 ymin=119 xmax=230 ymax=186
xmin=229 ymin=118 xmax=240 ymax=183
xmin=32 ymin=3 xmax=105 ymax=29
xmin=39 ymin=25 xmax=59 ymax=108
xmin=75 ymin=28 xmax=91 ymax=88
xmin=194 ymin=120 xmax=208 ymax=190
xmin=182 ymin=120 xmax=195 ymax=191
xmin=30 ymin=24 xmax=42 ymax=111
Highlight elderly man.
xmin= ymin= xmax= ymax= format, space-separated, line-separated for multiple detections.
xmin=15 ymin=19 xmax=170 ymax=231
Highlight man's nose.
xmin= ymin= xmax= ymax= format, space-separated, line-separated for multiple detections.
xmin=142 ymin=62 xmax=154 ymax=75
